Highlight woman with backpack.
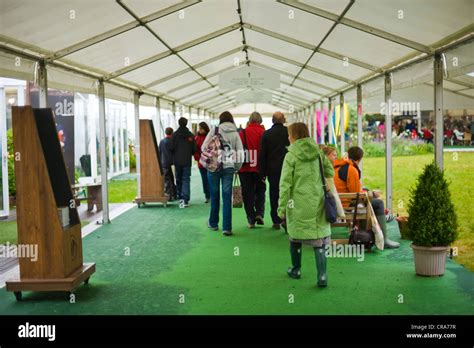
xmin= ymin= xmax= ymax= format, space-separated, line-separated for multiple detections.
xmin=278 ymin=123 xmax=334 ymax=287
xmin=194 ymin=122 xmax=210 ymax=203
xmin=201 ymin=111 xmax=243 ymax=236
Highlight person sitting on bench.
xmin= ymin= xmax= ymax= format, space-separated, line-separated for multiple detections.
xmin=333 ymin=146 xmax=399 ymax=249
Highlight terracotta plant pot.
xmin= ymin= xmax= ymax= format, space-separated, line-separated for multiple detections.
xmin=411 ymin=244 xmax=448 ymax=276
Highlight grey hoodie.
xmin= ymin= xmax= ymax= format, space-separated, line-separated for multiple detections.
xmin=201 ymin=122 xmax=244 ymax=171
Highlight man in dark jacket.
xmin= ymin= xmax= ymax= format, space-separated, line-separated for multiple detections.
xmin=170 ymin=117 xmax=196 ymax=207
xmin=259 ymin=111 xmax=290 ymax=229
xmin=158 ymin=127 xmax=176 ymax=201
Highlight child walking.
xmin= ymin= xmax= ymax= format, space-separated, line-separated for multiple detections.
xmin=278 ymin=123 xmax=334 ymax=287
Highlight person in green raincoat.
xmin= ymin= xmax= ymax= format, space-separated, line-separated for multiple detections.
xmin=278 ymin=122 xmax=334 ymax=287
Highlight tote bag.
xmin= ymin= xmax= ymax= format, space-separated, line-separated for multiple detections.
xmin=232 ymin=174 xmax=243 ymax=208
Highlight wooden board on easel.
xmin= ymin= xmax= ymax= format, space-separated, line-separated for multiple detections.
xmin=135 ymin=119 xmax=168 ymax=207
xmin=5 ymin=106 xmax=95 ymax=301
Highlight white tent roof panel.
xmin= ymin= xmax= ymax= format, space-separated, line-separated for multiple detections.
xmin=442 ymin=80 xmax=469 ymax=92
xmin=299 ymin=0 xmax=352 ymax=14
xmin=460 ymin=89 xmax=474 ymax=97
xmin=179 ymin=31 xmax=242 ymax=65
xmin=148 ymin=0 xmax=238 ymax=48
xmin=345 ymin=0 xmax=474 ymax=46
xmin=64 ymin=27 xmax=168 ymax=74
xmin=120 ymin=55 xmax=188 ymax=86
xmin=245 ymin=30 xmax=313 ymax=64
xmin=242 ymin=0 xmax=335 ymax=45
xmin=320 ymin=25 xmax=414 ymax=67
xmin=0 ymin=0 xmax=132 ymax=52
xmin=248 ymin=52 xmax=302 ymax=76
xmin=196 ymin=53 xmax=246 ymax=76
xmin=283 ymin=76 xmax=330 ymax=96
xmin=299 ymin=69 xmax=347 ymax=89
xmin=121 ymin=0 xmax=183 ymax=18
xmin=307 ymin=52 xmax=373 ymax=81
xmin=168 ymin=80 xmax=211 ymax=100
xmin=152 ymin=70 xmax=202 ymax=94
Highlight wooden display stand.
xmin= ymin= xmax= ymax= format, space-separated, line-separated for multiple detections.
xmin=5 ymin=106 xmax=95 ymax=301
xmin=134 ymin=120 xmax=168 ymax=207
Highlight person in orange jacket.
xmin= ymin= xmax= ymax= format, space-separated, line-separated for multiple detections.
xmin=333 ymin=146 xmax=400 ymax=249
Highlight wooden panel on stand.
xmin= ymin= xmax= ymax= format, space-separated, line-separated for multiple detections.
xmin=5 ymin=106 xmax=95 ymax=300
xmin=135 ymin=120 xmax=168 ymax=207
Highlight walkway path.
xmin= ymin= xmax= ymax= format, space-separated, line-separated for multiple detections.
xmin=0 ymin=168 xmax=472 ymax=314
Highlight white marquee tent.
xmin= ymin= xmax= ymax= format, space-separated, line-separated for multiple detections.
xmin=1 ymin=0 xmax=473 ymax=221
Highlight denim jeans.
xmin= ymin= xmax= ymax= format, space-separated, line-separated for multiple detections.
xmin=199 ymin=167 xmax=210 ymax=200
xmin=208 ymin=167 xmax=234 ymax=232
xmin=175 ymin=165 xmax=191 ymax=203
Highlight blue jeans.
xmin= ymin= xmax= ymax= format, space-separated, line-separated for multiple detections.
xmin=208 ymin=168 xmax=234 ymax=232
xmin=175 ymin=165 xmax=191 ymax=203
xmin=199 ymin=167 xmax=210 ymax=199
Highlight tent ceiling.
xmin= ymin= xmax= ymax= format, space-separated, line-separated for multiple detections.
xmin=0 ymin=0 xmax=472 ymax=113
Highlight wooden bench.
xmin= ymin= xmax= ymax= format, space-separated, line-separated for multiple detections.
xmin=331 ymin=192 xmax=374 ymax=245
xmin=72 ymin=183 xmax=102 ymax=212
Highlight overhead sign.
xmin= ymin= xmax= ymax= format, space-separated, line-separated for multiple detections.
xmin=219 ymin=66 xmax=279 ymax=90
xmin=235 ymin=90 xmax=273 ymax=104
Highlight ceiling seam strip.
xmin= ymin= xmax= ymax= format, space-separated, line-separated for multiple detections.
xmin=237 ymin=0 xmax=250 ymax=66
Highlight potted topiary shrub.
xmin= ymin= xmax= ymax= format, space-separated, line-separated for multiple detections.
xmin=407 ymin=162 xmax=458 ymax=276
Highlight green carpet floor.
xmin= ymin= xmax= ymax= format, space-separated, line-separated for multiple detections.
xmin=0 ymin=167 xmax=473 ymax=315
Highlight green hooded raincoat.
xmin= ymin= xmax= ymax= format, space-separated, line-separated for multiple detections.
xmin=277 ymin=137 xmax=334 ymax=240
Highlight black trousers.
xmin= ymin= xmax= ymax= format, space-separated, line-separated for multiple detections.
xmin=267 ymin=171 xmax=282 ymax=224
xmin=239 ymin=172 xmax=266 ymax=224
xmin=163 ymin=166 xmax=176 ymax=199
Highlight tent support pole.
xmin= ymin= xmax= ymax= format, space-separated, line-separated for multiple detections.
xmin=434 ymin=54 xmax=444 ymax=170
xmin=328 ymin=98 xmax=334 ymax=145
xmin=38 ymin=60 xmax=48 ymax=108
xmin=357 ymin=84 xmax=363 ymax=177
xmin=134 ymin=91 xmax=141 ymax=199
xmin=384 ymin=73 xmax=393 ymax=213
xmin=98 ymin=80 xmax=110 ymax=224
xmin=340 ymin=93 xmax=345 ymax=155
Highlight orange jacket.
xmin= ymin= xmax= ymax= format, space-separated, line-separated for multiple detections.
xmin=333 ymin=158 xmax=362 ymax=193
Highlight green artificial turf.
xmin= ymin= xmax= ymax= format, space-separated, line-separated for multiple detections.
xmin=0 ymin=167 xmax=472 ymax=315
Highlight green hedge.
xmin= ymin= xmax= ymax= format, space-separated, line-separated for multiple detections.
xmin=362 ymin=140 xmax=434 ymax=158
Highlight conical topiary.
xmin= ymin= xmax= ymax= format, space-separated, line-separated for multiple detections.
xmin=407 ymin=162 xmax=458 ymax=247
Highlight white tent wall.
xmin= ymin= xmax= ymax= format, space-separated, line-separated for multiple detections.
xmin=0 ymin=52 xmax=35 ymax=82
